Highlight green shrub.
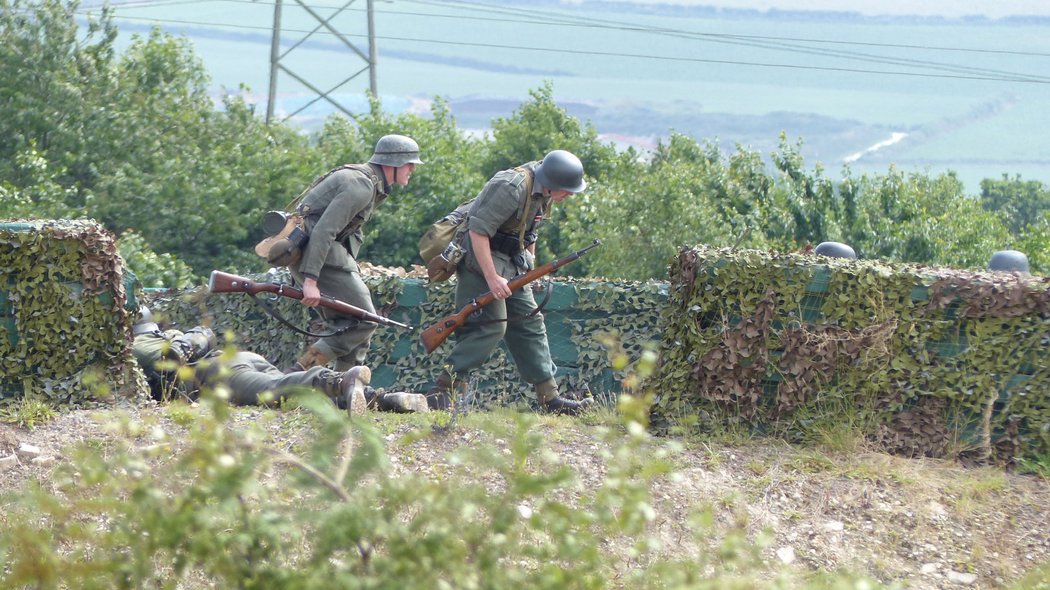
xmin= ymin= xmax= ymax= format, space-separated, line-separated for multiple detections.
xmin=0 ymin=376 xmax=877 ymax=589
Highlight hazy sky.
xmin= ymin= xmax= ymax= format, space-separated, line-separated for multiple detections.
xmin=595 ymin=0 xmax=1050 ymax=18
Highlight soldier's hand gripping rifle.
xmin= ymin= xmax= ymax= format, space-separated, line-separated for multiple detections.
xmin=208 ymin=270 xmax=413 ymax=331
xmin=419 ymin=239 xmax=601 ymax=353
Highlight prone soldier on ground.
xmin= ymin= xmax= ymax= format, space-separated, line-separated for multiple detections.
xmin=130 ymin=307 xmax=428 ymax=414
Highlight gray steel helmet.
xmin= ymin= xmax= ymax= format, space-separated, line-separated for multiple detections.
xmin=132 ymin=306 xmax=160 ymax=336
xmin=814 ymin=241 xmax=857 ymax=259
xmin=368 ymin=134 xmax=423 ymax=167
xmin=988 ymin=249 xmax=1029 ymax=273
xmin=534 ymin=150 xmax=587 ymax=193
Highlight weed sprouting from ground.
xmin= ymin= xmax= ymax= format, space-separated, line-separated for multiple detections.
xmin=0 ymin=396 xmax=56 ymax=430
xmin=0 ymin=359 xmax=885 ymax=589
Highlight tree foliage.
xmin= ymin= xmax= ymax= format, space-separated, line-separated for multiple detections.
xmin=346 ymin=96 xmax=487 ymax=267
xmin=1 ymin=0 xmax=1046 ymax=284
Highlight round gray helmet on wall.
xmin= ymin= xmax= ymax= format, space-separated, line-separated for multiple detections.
xmin=368 ymin=134 xmax=423 ymax=167
xmin=534 ymin=150 xmax=587 ymax=193
xmin=988 ymin=249 xmax=1029 ymax=273
xmin=814 ymin=241 xmax=857 ymax=259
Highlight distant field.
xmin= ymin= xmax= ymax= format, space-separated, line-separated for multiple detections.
xmin=597 ymin=0 xmax=1050 ymax=18
xmin=83 ymin=0 xmax=1050 ymax=191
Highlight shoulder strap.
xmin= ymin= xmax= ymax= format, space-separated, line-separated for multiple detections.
xmin=343 ymin=163 xmax=382 ymax=190
xmin=284 ymin=164 xmax=381 ymax=212
xmin=511 ymin=166 xmax=537 ymax=251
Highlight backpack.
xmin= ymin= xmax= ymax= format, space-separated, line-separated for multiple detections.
xmin=418 ymin=199 xmax=473 ymax=282
xmin=419 ymin=167 xmax=535 ymax=283
xmin=256 ymin=164 xmax=381 ymax=267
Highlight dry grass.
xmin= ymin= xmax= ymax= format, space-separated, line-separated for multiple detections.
xmin=1 ymin=404 xmax=1049 ymax=589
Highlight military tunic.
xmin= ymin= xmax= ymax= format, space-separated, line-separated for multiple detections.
xmin=132 ymin=329 xmax=197 ymax=400
xmin=293 ymin=163 xmax=389 ymax=369
xmin=447 ymin=162 xmax=557 ymax=384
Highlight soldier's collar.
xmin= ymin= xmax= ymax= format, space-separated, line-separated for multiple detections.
xmin=367 ymin=162 xmax=391 ymax=194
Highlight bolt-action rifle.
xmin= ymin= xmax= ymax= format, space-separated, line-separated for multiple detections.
xmin=419 ymin=239 xmax=601 ymax=353
xmin=208 ymin=270 xmax=413 ymax=331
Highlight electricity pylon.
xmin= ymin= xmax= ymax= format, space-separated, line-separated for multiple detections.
xmin=265 ymin=0 xmax=377 ymax=123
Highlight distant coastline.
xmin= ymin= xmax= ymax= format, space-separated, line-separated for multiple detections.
xmin=527 ymin=0 xmax=1050 ymax=24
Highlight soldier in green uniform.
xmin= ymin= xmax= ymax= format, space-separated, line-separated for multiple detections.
xmin=131 ymin=307 xmax=218 ymax=401
xmin=131 ymin=308 xmax=426 ymax=413
xmin=426 ymin=150 xmax=593 ymax=416
xmin=288 ymin=134 xmax=423 ymax=373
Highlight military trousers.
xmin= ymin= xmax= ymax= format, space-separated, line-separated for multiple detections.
xmin=447 ymin=267 xmax=556 ymax=385
xmin=292 ymin=260 xmax=377 ymax=370
xmin=208 ymin=351 xmax=337 ymax=406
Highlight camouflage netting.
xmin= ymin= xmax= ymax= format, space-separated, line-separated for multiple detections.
xmin=146 ymin=269 xmax=668 ymax=410
xmin=0 ymin=219 xmax=147 ymax=406
xmin=650 ymin=245 xmax=1050 ymax=464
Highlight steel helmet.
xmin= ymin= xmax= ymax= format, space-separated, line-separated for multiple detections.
xmin=534 ymin=150 xmax=587 ymax=193
xmin=988 ymin=250 xmax=1029 ymax=273
xmin=814 ymin=241 xmax=857 ymax=259
xmin=368 ymin=134 xmax=423 ymax=167
xmin=132 ymin=306 xmax=160 ymax=336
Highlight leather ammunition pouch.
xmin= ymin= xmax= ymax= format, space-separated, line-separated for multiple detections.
xmin=489 ymin=231 xmax=537 ymax=263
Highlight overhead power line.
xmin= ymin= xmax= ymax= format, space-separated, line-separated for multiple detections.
xmin=407 ymin=0 xmax=1050 ymax=57
xmin=74 ymin=0 xmax=1050 ymax=85
xmin=405 ymin=0 xmax=1050 ymax=82
xmin=94 ymin=0 xmax=1050 ymax=58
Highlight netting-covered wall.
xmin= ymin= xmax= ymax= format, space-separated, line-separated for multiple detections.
xmin=151 ymin=270 xmax=668 ymax=409
xmin=651 ymin=245 xmax=1050 ymax=464
xmin=0 ymin=219 xmax=146 ymax=405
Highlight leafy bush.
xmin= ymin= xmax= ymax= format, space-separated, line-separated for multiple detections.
xmin=5 ymin=0 xmax=1045 ymax=284
xmin=0 ymin=374 xmax=875 ymax=589
xmin=117 ymin=229 xmax=196 ymax=289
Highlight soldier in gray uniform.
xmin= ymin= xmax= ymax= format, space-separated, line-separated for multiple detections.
xmin=289 ymin=134 xmax=423 ymax=373
xmin=131 ymin=308 xmax=426 ymax=413
xmin=426 ymin=150 xmax=593 ymax=416
xmin=131 ymin=307 xmax=218 ymax=401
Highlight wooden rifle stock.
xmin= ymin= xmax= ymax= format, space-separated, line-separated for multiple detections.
xmin=208 ymin=270 xmax=413 ymax=331
xmin=419 ymin=239 xmax=601 ymax=353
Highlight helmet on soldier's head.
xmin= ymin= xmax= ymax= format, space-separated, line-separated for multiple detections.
xmin=368 ymin=134 xmax=423 ymax=167
xmin=534 ymin=150 xmax=587 ymax=193
xmin=133 ymin=306 xmax=160 ymax=336
xmin=814 ymin=241 xmax=857 ymax=260
xmin=988 ymin=250 xmax=1029 ymax=273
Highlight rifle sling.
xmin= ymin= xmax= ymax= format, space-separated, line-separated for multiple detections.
xmin=250 ymin=293 xmax=358 ymax=339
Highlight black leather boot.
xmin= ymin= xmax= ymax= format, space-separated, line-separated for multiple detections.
xmin=425 ymin=372 xmax=464 ymax=411
xmin=543 ymin=395 xmax=593 ymax=416
xmin=535 ymin=378 xmax=592 ymax=416
xmin=377 ymin=391 xmax=430 ymax=413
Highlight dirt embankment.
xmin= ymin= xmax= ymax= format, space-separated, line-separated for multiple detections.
xmin=1 ymin=407 xmax=1048 ymax=589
